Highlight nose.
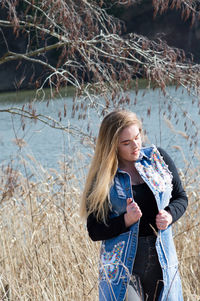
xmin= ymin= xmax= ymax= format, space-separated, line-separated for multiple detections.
xmin=131 ymin=140 xmax=137 ymax=148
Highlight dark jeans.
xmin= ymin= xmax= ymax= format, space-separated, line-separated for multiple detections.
xmin=127 ymin=235 xmax=163 ymax=301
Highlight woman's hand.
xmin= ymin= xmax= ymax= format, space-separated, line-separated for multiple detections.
xmin=124 ymin=198 xmax=142 ymax=228
xmin=156 ymin=209 xmax=173 ymax=230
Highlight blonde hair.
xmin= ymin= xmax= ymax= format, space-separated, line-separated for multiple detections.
xmin=80 ymin=110 xmax=142 ymax=221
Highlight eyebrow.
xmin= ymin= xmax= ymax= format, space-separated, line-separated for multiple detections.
xmin=120 ymin=139 xmax=131 ymax=143
xmin=120 ymin=132 xmax=140 ymax=143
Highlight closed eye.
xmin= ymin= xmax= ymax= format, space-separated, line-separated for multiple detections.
xmin=120 ymin=133 xmax=140 ymax=145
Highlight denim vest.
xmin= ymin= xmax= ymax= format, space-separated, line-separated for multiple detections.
xmin=99 ymin=146 xmax=183 ymax=301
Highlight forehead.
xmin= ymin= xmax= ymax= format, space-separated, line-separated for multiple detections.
xmin=119 ymin=124 xmax=140 ymax=141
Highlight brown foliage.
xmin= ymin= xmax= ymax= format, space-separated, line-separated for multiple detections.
xmin=0 ymin=0 xmax=200 ymax=105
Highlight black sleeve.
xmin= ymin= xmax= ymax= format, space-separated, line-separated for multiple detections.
xmin=157 ymin=147 xmax=188 ymax=223
xmin=87 ymin=211 xmax=128 ymax=241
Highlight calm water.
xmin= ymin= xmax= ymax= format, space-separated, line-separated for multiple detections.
xmin=0 ymin=86 xmax=199 ymax=175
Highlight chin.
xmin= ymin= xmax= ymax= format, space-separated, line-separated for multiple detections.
xmin=130 ymin=157 xmax=138 ymax=162
xmin=131 ymin=153 xmax=139 ymax=160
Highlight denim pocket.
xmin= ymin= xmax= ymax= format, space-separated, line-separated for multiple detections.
xmin=109 ymin=184 xmax=127 ymax=217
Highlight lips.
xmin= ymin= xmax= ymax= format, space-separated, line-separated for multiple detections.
xmin=132 ymin=149 xmax=139 ymax=155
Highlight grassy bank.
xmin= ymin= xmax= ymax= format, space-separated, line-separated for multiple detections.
xmin=0 ymin=157 xmax=199 ymax=300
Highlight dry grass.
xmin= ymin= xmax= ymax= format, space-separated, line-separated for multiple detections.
xmin=175 ymin=168 xmax=200 ymax=301
xmin=0 ymin=156 xmax=199 ymax=300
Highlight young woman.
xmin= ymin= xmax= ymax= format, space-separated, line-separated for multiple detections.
xmin=80 ymin=110 xmax=188 ymax=301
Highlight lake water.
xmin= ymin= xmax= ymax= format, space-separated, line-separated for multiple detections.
xmin=0 ymin=86 xmax=199 ymax=178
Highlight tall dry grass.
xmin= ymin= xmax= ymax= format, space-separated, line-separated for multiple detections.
xmin=0 ymin=155 xmax=199 ymax=300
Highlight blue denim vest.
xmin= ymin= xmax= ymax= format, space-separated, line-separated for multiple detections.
xmin=99 ymin=146 xmax=183 ymax=301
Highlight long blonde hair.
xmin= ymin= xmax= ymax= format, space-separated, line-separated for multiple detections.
xmin=80 ymin=110 xmax=142 ymax=221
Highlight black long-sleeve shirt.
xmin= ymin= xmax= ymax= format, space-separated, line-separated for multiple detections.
xmin=87 ymin=147 xmax=188 ymax=241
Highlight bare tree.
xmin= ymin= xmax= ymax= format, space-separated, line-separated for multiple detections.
xmin=0 ymin=0 xmax=199 ymax=145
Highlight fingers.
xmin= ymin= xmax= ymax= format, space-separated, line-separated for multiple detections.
xmin=130 ymin=202 xmax=141 ymax=214
xmin=127 ymin=199 xmax=141 ymax=214
xmin=124 ymin=199 xmax=142 ymax=228
xmin=126 ymin=197 xmax=133 ymax=205
xmin=156 ymin=210 xmax=172 ymax=230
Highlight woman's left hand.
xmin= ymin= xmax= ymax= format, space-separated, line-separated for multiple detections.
xmin=156 ymin=209 xmax=173 ymax=230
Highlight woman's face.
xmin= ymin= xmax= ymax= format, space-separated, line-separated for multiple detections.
xmin=117 ymin=124 xmax=142 ymax=165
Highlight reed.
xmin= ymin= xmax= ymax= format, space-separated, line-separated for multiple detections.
xmin=0 ymin=156 xmax=199 ymax=300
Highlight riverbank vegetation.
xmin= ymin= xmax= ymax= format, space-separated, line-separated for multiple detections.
xmin=0 ymin=154 xmax=199 ymax=300
xmin=1 ymin=1 xmax=200 ymax=118
xmin=0 ymin=0 xmax=199 ymax=166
